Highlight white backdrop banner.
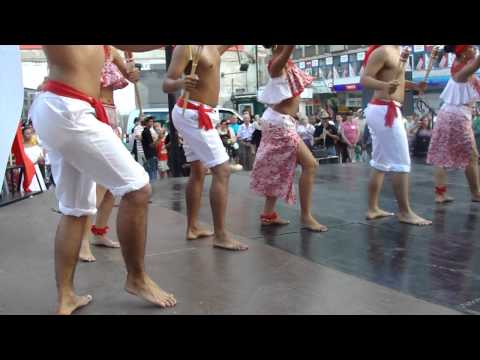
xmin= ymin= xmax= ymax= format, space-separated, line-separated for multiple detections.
xmin=0 ymin=46 xmax=24 ymax=187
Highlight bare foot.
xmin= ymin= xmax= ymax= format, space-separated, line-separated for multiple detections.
xmin=187 ymin=227 xmax=214 ymax=240
xmin=397 ymin=212 xmax=432 ymax=226
xmin=435 ymin=194 xmax=455 ymax=204
xmin=261 ymin=217 xmax=290 ymax=226
xmin=57 ymin=294 xmax=93 ymax=315
xmin=79 ymin=241 xmax=96 ymax=262
xmin=229 ymin=164 xmax=243 ymax=173
xmin=125 ymin=273 xmax=176 ymax=308
xmin=213 ymin=233 xmax=249 ymax=251
xmin=366 ymin=208 xmax=395 ymax=220
xmin=301 ymin=216 xmax=328 ymax=232
xmin=91 ymin=235 xmax=121 ymax=248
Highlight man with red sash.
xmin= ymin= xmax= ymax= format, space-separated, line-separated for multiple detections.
xmin=361 ymin=45 xmax=432 ymax=226
xmin=29 ymin=45 xmax=176 ymax=315
xmin=163 ymin=45 xmax=248 ymax=251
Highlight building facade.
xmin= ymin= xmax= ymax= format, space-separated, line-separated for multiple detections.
xmin=291 ymin=45 xmax=477 ymax=116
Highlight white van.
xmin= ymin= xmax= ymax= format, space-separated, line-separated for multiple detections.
xmin=126 ymin=106 xmax=243 ymax=134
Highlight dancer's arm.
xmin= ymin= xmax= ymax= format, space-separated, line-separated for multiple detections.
xmin=113 ymin=45 xmax=164 ymax=52
xmin=163 ymin=45 xmax=198 ymax=94
xmin=405 ymin=80 xmax=427 ymax=93
xmin=111 ymin=47 xmax=140 ymax=83
xmin=269 ymin=45 xmax=295 ymax=78
xmin=361 ymin=48 xmax=399 ymax=93
xmin=217 ymin=45 xmax=235 ymax=56
xmin=453 ymin=55 xmax=480 ymax=82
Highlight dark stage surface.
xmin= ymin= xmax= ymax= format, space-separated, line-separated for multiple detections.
xmin=2 ymin=161 xmax=478 ymax=314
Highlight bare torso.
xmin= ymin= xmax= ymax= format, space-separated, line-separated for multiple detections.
xmin=373 ymin=46 xmax=406 ymax=103
xmin=185 ymin=45 xmax=221 ymax=107
xmin=43 ymin=45 xmax=105 ymax=98
xmin=100 ymin=86 xmax=115 ymax=105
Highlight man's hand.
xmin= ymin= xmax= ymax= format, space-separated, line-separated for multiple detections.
xmin=384 ymin=80 xmax=400 ymax=94
xmin=127 ymin=68 xmax=140 ymax=83
xmin=184 ymin=74 xmax=199 ymax=92
xmin=417 ymin=81 xmax=428 ymax=94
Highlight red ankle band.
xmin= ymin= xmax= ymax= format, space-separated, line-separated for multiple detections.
xmin=435 ymin=186 xmax=447 ymax=195
xmin=260 ymin=212 xmax=278 ymax=221
xmin=91 ymin=226 xmax=110 ymax=236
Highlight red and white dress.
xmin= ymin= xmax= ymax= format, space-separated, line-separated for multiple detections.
xmin=100 ymin=46 xmax=129 ymax=131
xmin=427 ymin=61 xmax=480 ymax=169
xmin=250 ymin=60 xmax=313 ymax=204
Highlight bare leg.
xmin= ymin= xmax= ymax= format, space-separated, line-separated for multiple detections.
xmin=210 ymin=161 xmax=248 ymax=251
xmin=118 ymin=184 xmax=176 ymax=308
xmin=261 ymin=196 xmax=290 ymax=225
xmin=185 ymin=161 xmax=214 ymax=240
xmin=92 ymin=186 xmax=120 ymax=248
xmin=392 ymin=173 xmax=432 ymax=226
xmin=297 ymin=141 xmax=327 ymax=232
xmin=465 ymin=147 xmax=480 ymax=201
xmin=434 ymin=166 xmax=454 ymax=203
xmin=366 ymin=169 xmax=394 ymax=220
xmin=79 ymin=216 xmax=96 ymax=262
xmin=55 ymin=215 xmax=93 ymax=315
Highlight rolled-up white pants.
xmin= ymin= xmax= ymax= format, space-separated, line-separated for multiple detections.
xmin=365 ymin=103 xmax=411 ymax=173
xmin=172 ymin=101 xmax=229 ymax=169
xmin=30 ymin=92 xmax=149 ymax=217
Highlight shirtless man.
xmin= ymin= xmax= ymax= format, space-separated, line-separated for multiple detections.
xmin=163 ymin=45 xmax=248 ymax=251
xmin=29 ymin=45 xmax=176 ymax=315
xmin=360 ymin=45 xmax=431 ymax=226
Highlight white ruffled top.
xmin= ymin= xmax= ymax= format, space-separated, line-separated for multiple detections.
xmin=259 ymin=75 xmax=293 ymax=106
xmin=440 ymin=78 xmax=480 ymax=106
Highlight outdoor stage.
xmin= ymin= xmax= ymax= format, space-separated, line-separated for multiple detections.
xmin=2 ymin=161 xmax=480 ymax=315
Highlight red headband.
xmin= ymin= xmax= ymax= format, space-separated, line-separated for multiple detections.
xmin=455 ymin=45 xmax=469 ymax=56
xmin=363 ymin=45 xmax=382 ymax=67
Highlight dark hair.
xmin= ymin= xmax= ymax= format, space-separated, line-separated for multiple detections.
xmin=22 ymin=126 xmax=31 ymax=135
xmin=134 ymin=117 xmax=140 ymax=123
xmin=263 ymin=45 xmax=273 ymax=49
xmin=444 ymin=45 xmax=456 ymax=54
xmin=145 ymin=116 xmax=155 ymax=122
xmin=220 ymin=119 xmax=227 ymax=125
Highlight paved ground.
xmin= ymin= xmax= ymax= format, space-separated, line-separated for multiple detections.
xmin=1 ymin=161 xmax=474 ymax=315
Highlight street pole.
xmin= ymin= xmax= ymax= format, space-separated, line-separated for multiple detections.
xmin=255 ymin=45 xmax=259 ymax=92
xmin=165 ymin=45 xmax=184 ymax=177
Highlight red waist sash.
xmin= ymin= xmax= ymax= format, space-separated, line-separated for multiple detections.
xmin=369 ymin=98 xmax=401 ymax=128
xmin=42 ymin=80 xmax=109 ymax=125
xmin=176 ymin=97 xmax=214 ymax=130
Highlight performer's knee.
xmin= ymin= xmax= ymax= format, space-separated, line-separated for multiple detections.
xmin=123 ymin=184 xmax=151 ymax=206
xmin=211 ymin=161 xmax=231 ymax=179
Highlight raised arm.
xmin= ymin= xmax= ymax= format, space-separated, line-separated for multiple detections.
xmin=269 ymin=45 xmax=295 ymax=78
xmin=113 ymin=45 xmax=164 ymax=52
xmin=453 ymin=55 xmax=480 ymax=83
xmin=162 ymin=45 xmax=195 ymax=94
xmin=110 ymin=47 xmax=129 ymax=77
xmin=217 ymin=45 xmax=234 ymax=56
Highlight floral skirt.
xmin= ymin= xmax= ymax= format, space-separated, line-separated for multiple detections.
xmin=250 ymin=109 xmax=300 ymax=205
xmin=427 ymin=107 xmax=475 ymax=169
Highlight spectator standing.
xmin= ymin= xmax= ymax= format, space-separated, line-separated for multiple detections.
xmin=141 ymin=116 xmax=159 ymax=182
xmin=237 ymin=110 xmax=255 ymax=170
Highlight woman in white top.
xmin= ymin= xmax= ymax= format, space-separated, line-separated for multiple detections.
xmin=296 ymin=113 xmax=315 ymax=148
xmin=22 ymin=127 xmax=46 ymax=193
xmin=426 ymin=45 xmax=480 ymax=203
xmin=250 ymin=45 xmax=327 ymax=232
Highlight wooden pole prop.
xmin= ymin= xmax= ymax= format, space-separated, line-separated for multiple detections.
xmin=424 ymin=46 xmax=440 ymax=83
xmin=182 ymin=45 xmax=204 ymax=115
xmin=124 ymin=51 xmax=144 ymax=119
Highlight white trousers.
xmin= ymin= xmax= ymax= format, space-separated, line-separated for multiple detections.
xmin=30 ymin=92 xmax=149 ymax=217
